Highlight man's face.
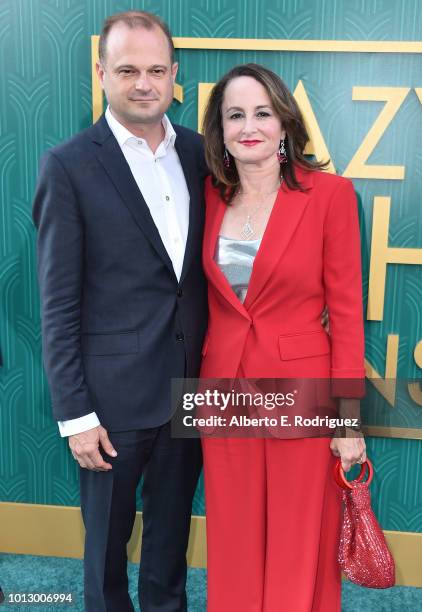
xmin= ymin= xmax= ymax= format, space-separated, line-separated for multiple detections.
xmin=96 ymin=23 xmax=178 ymax=128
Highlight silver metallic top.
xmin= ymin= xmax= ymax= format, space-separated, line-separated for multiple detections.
xmin=215 ymin=235 xmax=261 ymax=303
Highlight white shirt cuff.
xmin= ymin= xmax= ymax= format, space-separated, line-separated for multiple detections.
xmin=58 ymin=412 xmax=100 ymax=437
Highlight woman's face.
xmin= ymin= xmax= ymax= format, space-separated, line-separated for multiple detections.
xmin=221 ymin=76 xmax=285 ymax=167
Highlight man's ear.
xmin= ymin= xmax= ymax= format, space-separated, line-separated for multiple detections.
xmin=171 ymin=62 xmax=179 ymax=82
xmin=96 ymin=61 xmax=105 ymax=90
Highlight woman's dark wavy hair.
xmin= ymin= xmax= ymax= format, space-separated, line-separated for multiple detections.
xmin=202 ymin=63 xmax=328 ymax=203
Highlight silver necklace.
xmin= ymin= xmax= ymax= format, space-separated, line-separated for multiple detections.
xmin=238 ymin=178 xmax=283 ymax=240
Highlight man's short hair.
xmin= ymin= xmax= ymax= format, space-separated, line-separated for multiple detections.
xmin=99 ymin=10 xmax=175 ymax=64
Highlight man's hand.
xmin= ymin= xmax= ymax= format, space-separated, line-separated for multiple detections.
xmin=69 ymin=425 xmax=117 ymax=471
xmin=321 ymin=306 xmax=329 ymax=334
xmin=330 ymin=432 xmax=366 ymax=472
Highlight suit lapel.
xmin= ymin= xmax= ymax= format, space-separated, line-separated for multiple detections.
xmin=204 ymin=187 xmax=252 ymax=321
xmin=174 ymin=128 xmax=202 ymax=285
xmin=204 ymin=169 xmax=313 ymax=317
xmin=243 ymin=171 xmax=313 ymax=310
xmin=90 ymin=116 xmax=175 ymax=277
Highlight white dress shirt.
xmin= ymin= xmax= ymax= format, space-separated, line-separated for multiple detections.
xmin=58 ymin=108 xmax=190 ymax=437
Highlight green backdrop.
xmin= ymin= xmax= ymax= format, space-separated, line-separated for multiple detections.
xmin=1 ymin=0 xmax=422 ymax=528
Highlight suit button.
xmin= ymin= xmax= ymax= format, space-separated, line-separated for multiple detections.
xmin=177 ymin=289 xmax=183 ymax=297
xmin=176 ymin=333 xmax=184 ymax=341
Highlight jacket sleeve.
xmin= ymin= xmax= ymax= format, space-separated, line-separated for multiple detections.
xmin=323 ymin=178 xmax=366 ymax=397
xmin=33 ymin=151 xmax=93 ymax=420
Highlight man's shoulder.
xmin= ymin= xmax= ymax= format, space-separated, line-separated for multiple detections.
xmin=44 ymin=118 xmax=107 ymax=163
xmin=172 ymin=123 xmax=207 ymax=177
xmin=173 ymin=123 xmax=204 ymax=148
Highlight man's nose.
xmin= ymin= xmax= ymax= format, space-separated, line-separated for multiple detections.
xmin=134 ymin=72 xmax=152 ymax=91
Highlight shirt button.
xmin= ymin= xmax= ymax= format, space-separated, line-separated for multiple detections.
xmin=176 ymin=332 xmax=184 ymax=341
xmin=165 ymin=196 xmax=170 ymax=201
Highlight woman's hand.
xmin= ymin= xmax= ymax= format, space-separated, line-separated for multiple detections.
xmin=330 ymin=431 xmax=366 ymax=472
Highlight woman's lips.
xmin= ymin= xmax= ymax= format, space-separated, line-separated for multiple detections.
xmin=239 ymin=140 xmax=262 ymax=146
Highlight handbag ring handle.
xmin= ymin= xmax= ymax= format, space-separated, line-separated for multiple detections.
xmin=334 ymin=457 xmax=373 ymax=490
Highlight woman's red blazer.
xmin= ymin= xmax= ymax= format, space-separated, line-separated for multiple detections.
xmin=200 ymin=166 xmax=365 ymax=399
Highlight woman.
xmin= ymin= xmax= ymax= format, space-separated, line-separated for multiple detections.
xmin=200 ymin=63 xmax=366 ymax=612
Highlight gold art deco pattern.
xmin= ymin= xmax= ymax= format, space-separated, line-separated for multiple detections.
xmin=1 ymin=0 xmax=422 ymax=532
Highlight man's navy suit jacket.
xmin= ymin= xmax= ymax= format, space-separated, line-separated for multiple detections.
xmin=33 ymin=115 xmax=208 ymax=431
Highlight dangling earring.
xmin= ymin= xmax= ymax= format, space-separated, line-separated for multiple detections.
xmin=223 ymin=147 xmax=231 ymax=168
xmin=277 ymin=138 xmax=287 ymax=164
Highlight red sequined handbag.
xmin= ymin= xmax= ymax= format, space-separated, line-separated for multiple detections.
xmin=334 ymin=458 xmax=395 ymax=588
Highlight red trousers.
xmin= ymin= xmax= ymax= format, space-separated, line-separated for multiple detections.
xmin=202 ymin=437 xmax=342 ymax=612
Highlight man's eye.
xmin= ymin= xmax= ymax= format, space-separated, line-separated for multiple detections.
xmin=119 ymin=69 xmax=134 ymax=75
xmin=151 ymin=69 xmax=165 ymax=75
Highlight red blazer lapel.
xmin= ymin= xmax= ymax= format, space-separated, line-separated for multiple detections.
xmin=243 ymin=168 xmax=314 ymax=310
xmin=203 ymin=183 xmax=252 ymax=321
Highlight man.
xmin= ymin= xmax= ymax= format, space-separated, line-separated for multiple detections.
xmin=33 ymin=11 xmax=208 ymax=612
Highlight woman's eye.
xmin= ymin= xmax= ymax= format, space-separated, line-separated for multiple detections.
xmin=229 ymin=113 xmax=243 ymax=120
xmin=257 ymin=111 xmax=270 ymax=118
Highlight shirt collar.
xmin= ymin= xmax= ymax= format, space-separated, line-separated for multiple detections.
xmin=105 ymin=106 xmax=176 ymax=150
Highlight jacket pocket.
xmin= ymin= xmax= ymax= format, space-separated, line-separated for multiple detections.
xmin=81 ymin=331 xmax=139 ymax=356
xmin=278 ymin=331 xmax=330 ymax=360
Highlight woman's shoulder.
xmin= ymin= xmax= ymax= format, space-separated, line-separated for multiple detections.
xmin=205 ymin=174 xmax=214 ymax=191
xmin=298 ymin=166 xmax=354 ymax=195
xmin=205 ymin=175 xmax=224 ymax=203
